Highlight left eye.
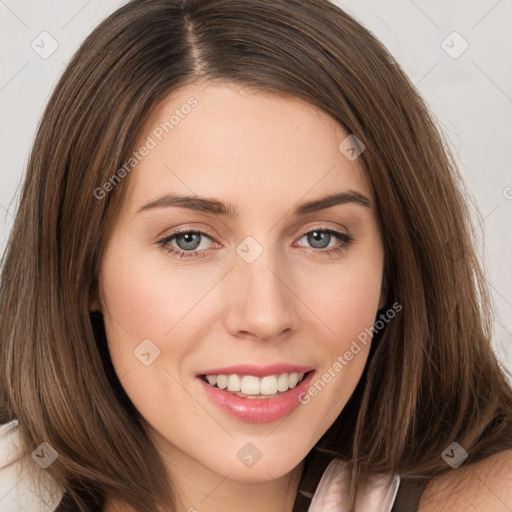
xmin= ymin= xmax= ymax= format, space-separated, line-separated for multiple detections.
xmin=168 ymin=231 xmax=210 ymax=251
xmin=157 ymin=228 xmax=354 ymax=259
xmin=296 ymin=229 xmax=346 ymax=250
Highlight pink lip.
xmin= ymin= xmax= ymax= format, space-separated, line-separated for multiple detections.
xmin=195 ymin=363 xmax=315 ymax=378
xmin=196 ymin=370 xmax=316 ymax=423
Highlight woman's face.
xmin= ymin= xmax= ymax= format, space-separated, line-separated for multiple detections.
xmin=97 ymin=82 xmax=385 ymax=484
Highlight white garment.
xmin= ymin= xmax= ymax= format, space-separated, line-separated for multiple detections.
xmin=0 ymin=420 xmax=63 ymax=512
xmin=0 ymin=421 xmax=399 ymax=512
xmin=307 ymin=457 xmax=400 ymax=512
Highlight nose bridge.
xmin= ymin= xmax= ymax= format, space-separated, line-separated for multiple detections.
xmin=225 ymin=234 xmax=298 ymax=340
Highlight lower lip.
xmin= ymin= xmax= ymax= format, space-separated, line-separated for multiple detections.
xmin=196 ymin=371 xmax=316 ymax=423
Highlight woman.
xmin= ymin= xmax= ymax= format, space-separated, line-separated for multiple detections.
xmin=1 ymin=1 xmax=511 ymax=511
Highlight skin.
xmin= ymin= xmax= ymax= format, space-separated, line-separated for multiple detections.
xmin=95 ymin=81 xmax=386 ymax=512
xmin=418 ymin=448 xmax=512 ymax=511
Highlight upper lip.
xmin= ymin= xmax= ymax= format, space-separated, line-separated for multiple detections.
xmin=196 ymin=363 xmax=315 ymax=378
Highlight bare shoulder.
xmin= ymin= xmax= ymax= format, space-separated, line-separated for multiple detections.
xmin=418 ymin=448 xmax=512 ymax=512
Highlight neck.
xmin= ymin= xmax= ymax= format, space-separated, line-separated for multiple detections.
xmin=103 ymin=451 xmax=305 ymax=512
xmin=175 ymin=461 xmax=304 ymax=512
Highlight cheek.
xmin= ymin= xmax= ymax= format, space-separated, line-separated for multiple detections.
xmin=305 ymin=257 xmax=384 ymax=345
xmin=98 ymin=250 xmax=194 ymax=428
xmin=295 ymin=254 xmax=383 ymax=421
xmin=100 ymin=241 xmax=209 ymax=340
xmin=98 ymin=238 xmax=219 ymax=411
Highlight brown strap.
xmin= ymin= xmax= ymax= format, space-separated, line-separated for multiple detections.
xmin=390 ymin=477 xmax=429 ymax=512
xmin=291 ymin=447 xmax=337 ymax=512
xmin=291 ymin=447 xmax=430 ymax=512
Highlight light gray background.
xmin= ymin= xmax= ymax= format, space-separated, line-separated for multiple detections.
xmin=1 ymin=0 xmax=511 ymax=373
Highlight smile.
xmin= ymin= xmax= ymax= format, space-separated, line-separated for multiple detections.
xmin=196 ymin=369 xmax=316 ymax=423
xmin=200 ymin=372 xmax=308 ymax=398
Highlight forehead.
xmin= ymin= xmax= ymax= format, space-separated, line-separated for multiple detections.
xmin=122 ymin=82 xmax=372 ymax=213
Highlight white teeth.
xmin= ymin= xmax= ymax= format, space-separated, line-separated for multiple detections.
xmin=227 ymin=374 xmax=241 ymax=392
xmin=216 ymin=375 xmax=227 ymax=390
xmin=276 ymin=373 xmax=289 ymax=392
xmin=260 ymin=375 xmax=277 ymax=395
xmin=203 ymin=371 xmax=308 ymax=396
xmin=241 ymin=375 xmax=260 ymax=394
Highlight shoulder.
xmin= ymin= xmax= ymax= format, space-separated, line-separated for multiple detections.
xmin=0 ymin=420 xmax=63 ymax=511
xmin=418 ymin=448 xmax=512 ymax=512
xmin=0 ymin=419 xmax=23 ymax=476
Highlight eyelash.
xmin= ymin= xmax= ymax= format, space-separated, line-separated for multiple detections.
xmin=157 ymin=225 xmax=355 ymax=261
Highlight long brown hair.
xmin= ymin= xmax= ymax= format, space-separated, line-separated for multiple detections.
xmin=1 ymin=0 xmax=511 ymax=511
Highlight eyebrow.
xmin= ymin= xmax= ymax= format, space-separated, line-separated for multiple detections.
xmin=137 ymin=190 xmax=372 ymax=217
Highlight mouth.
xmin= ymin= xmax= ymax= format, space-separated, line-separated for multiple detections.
xmin=198 ymin=371 xmax=313 ymax=399
xmin=196 ymin=369 xmax=317 ymax=423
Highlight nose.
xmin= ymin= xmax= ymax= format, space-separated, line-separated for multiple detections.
xmin=224 ymin=242 xmax=299 ymax=342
